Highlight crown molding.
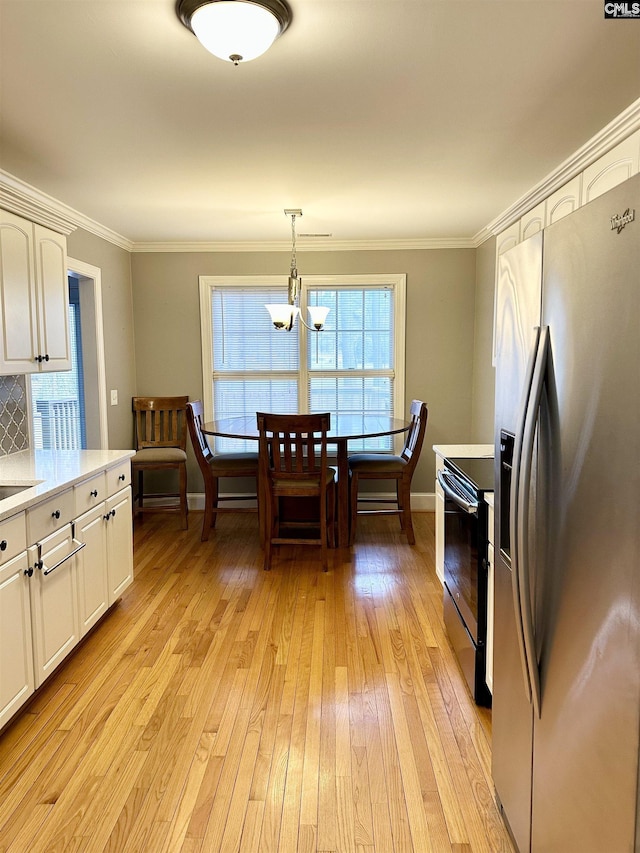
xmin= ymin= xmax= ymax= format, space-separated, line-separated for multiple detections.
xmin=0 ymin=169 xmax=133 ymax=250
xmin=131 ymin=236 xmax=476 ymax=253
xmin=484 ymin=96 xmax=640 ymax=239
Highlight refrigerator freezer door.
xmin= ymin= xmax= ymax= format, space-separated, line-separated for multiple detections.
xmin=531 ymin=173 xmax=640 ymax=852
xmin=492 ymin=232 xmax=543 ymax=853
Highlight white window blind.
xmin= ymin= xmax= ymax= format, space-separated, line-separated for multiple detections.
xmin=200 ymin=274 xmax=406 ymax=453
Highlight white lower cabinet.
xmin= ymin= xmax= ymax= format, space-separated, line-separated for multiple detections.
xmin=105 ymin=488 xmax=133 ymax=602
xmin=0 ymin=458 xmax=134 ymax=730
xmin=486 ymin=498 xmax=495 ymax=695
xmin=74 ymin=485 xmax=133 ymax=636
xmin=29 ymin=524 xmax=82 ymax=688
xmin=0 ymin=547 xmax=35 ymax=729
xmin=435 ymin=476 xmax=445 ymax=586
xmin=75 ymin=504 xmax=109 ymax=637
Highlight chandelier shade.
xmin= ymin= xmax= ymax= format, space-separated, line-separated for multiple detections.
xmin=176 ymin=0 xmax=291 ymax=64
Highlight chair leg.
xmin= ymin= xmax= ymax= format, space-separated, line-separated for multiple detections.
xmin=349 ymin=472 xmax=359 ymax=546
xmin=179 ymin=463 xmax=188 ymax=530
xmin=263 ymin=499 xmax=274 ymax=571
xmin=201 ymin=489 xmax=214 ymax=542
xmin=211 ymin=478 xmax=219 ymax=529
xmin=400 ymin=479 xmax=415 ymax=545
xmin=320 ymin=489 xmax=328 ymax=572
xmin=137 ymin=470 xmax=144 ymax=512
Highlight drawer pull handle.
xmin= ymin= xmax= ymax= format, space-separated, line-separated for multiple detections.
xmin=52 ymin=510 xmax=61 ymax=520
xmin=0 ymin=539 xmax=7 ymax=551
xmin=90 ymin=490 xmax=99 ymax=498
xmin=40 ymin=540 xmax=86 ymax=576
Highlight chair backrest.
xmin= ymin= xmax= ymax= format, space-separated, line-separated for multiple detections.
xmin=401 ymin=400 xmax=428 ymax=471
xmin=256 ymin=412 xmax=331 ymax=484
xmin=133 ymin=396 xmax=188 ymax=451
xmin=185 ymin=401 xmax=214 ymax=477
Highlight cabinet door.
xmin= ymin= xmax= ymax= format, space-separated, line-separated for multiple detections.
xmin=74 ymin=505 xmax=109 ymax=636
xmin=0 ymin=211 xmax=39 ymax=373
xmin=435 ymin=477 xmax=445 ymax=586
xmin=581 ymin=130 xmax=640 ymax=205
xmin=29 ymin=525 xmax=80 ymax=687
xmin=106 ymin=487 xmax=133 ymax=603
xmin=486 ymin=541 xmax=494 ymax=695
xmin=0 ymin=550 xmax=35 ymax=729
xmin=33 ymin=224 xmax=71 ymax=371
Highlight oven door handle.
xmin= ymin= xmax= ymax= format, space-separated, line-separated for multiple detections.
xmin=437 ymin=469 xmax=478 ymax=514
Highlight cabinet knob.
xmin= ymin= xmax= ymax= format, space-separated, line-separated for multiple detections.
xmin=118 ymin=474 xmax=126 ymax=481
xmin=24 ymin=566 xmax=34 ymax=577
xmin=52 ymin=509 xmax=61 ymax=519
xmin=44 ymin=354 xmax=50 ymax=362
xmin=0 ymin=539 xmax=7 ymax=551
xmin=90 ymin=490 xmax=99 ymax=498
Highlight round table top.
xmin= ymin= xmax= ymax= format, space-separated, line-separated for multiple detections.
xmin=202 ymin=413 xmax=410 ymax=443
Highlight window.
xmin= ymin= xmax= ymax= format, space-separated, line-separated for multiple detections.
xmin=200 ymin=274 xmax=406 ymax=452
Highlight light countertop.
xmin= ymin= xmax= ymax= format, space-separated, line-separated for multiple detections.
xmin=0 ymin=449 xmax=134 ymax=521
xmin=433 ymin=443 xmax=493 ymax=459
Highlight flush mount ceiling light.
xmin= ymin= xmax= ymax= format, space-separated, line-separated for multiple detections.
xmin=176 ymin=0 xmax=291 ymax=65
xmin=266 ymin=210 xmax=330 ymax=332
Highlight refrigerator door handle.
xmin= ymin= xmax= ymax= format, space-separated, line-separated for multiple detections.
xmin=510 ymin=325 xmax=541 ymax=707
xmin=517 ymin=325 xmax=549 ymax=719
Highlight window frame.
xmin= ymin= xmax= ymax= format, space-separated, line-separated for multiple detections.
xmin=199 ymin=273 xmax=406 ymax=450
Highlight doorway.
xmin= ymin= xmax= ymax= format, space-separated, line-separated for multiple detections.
xmin=29 ymin=258 xmax=108 ymax=449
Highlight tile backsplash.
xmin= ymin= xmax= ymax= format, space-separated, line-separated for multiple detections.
xmin=0 ymin=375 xmax=29 ymax=455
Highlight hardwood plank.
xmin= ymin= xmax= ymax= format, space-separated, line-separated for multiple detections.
xmin=0 ymin=512 xmax=516 ymax=853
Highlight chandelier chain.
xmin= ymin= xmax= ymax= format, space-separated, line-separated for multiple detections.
xmin=290 ymin=213 xmax=297 ymax=277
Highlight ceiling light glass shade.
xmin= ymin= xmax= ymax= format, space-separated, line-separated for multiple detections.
xmin=266 ymin=303 xmax=298 ymax=330
xmin=307 ymin=305 xmax=330 ymax=330
xmin=177 ymin=0 xmax=292 ymax=64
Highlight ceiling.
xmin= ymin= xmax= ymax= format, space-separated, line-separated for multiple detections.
xmin=1 ymin=0 xmax=640 ymax=246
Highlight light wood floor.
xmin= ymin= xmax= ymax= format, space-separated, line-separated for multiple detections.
xmin=0 ymin=511 xmax=515 ymax=853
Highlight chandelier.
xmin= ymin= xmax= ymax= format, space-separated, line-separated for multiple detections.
xmin=176 ymin=0 xmax=292 ymax=65
xmin=266 ymin=210 xmax=330 ymax=332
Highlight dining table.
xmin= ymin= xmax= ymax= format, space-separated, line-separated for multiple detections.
xmin=202 ymin=413 xmax=411 ymax=548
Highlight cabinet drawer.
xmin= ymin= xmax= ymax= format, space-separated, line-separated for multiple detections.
xmin=106 ymin=461 xmax=131 ymax=496
xmin=0 ymin=512 xmax=27 ymax=565
xmin=27 ymin=489 xmax=75 ymax=544
xmin=74 ymin=472 xmax=107 ymax=515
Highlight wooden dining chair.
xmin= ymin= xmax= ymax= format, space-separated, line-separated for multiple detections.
xmin=186 ymin=401 xmax=259 ymax=541
xmin=257 ymin=412 xmax=336 ymax=572
xmin=348 ymin=400 xmax=428 ymax=545
xmin=131 ymin=396 xmax=189 ymax=529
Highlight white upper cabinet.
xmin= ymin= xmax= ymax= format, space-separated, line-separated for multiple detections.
xmin=581 ymin=130 xmax=640 ymax=206
xmin=520 ymin=200 xmax=545 ymax=241
xmin=546 ymin=175 xmax=582 ymax=226
xmin=0 ymin=209 xmax=70 ymax=375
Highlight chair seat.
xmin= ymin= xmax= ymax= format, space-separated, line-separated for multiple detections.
xmin=132 ymin=447 xmax=188 ymax=464
xmin=348 ymin=454 xmax=406 ymax=473
xmin=209 ymin=452 xmax=259 ymax=472
xmin=272 ymin=467 xmax=336 ymax=495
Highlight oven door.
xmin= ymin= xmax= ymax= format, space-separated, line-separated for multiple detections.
xmin=437 ymin=468 xmax=480 ymax=642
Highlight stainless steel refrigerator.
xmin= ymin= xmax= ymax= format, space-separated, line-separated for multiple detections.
xmin=492 ymin=172 xmax=640 ymax=853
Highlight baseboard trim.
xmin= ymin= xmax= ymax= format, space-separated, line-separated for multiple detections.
xmin=183 ymin=492 xmax=436 ymax=512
